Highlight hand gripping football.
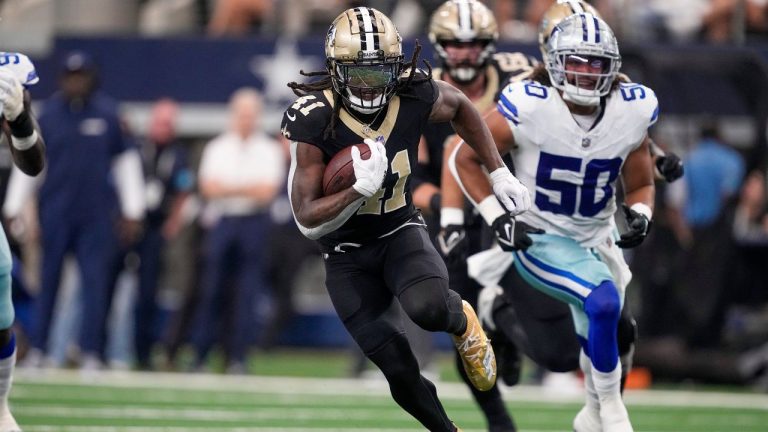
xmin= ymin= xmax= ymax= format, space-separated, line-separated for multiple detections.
xmin=322 ymin=144 xmax=371 ymax=195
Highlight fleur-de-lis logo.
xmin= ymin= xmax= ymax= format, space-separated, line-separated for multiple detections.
xmin=326 ymin=25 xmax=337 ymax=54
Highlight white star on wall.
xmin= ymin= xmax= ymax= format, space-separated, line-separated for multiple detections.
xmin=251 ymin=39 xmax=322 ymax=104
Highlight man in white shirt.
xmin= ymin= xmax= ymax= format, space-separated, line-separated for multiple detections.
xmin=192 ymin=88 xmax=284 ymax=372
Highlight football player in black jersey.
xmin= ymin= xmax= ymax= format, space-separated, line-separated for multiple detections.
xmin=412 ymin=1 xmax=536 ymax=431
xmin=280 ymin=7 xmax=531 ymax=432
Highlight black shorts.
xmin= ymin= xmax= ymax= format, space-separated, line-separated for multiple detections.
xmin=324 ymin=225 xmax=448 ymax=344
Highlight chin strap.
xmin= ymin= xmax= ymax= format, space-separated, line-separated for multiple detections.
xmin=449 ymin=66 xmax=480 ymax=83
xmin=345 ymin=89 xmax=386 ymax=115
xmin=562 ymin=87 xmax=601 ymax=106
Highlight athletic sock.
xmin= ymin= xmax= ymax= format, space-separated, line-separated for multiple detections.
xmin=592 ymin=363 xmax=632 ymax=431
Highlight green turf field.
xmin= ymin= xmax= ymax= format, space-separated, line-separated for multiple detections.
xmin=10 ymin=350 xmax=768 ymax=431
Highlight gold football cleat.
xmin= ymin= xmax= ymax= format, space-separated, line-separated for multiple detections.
xmin=451 ymin=300 xmax=497 ymax=391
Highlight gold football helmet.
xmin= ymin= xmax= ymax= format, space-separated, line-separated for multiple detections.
xmin=325 ymin=7 xmax=403 ymax=114
xmin=428 ymin=0 xmax=498 ymax=83
xmin=539 ymin=1 xmax=600 ymax=60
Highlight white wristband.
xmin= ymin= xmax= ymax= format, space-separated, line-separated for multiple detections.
xmin=440 ymin=207 xmax=464 ymax=227
xmin=630 ymin=203 xmax=653 ymax=220
xmin=477 ymin=195 xmax=506 ymax=225
xmin=11 ymin=130 xmax=37 ymax=151
xmin=488 ymin=166 xmax=512 ymax=185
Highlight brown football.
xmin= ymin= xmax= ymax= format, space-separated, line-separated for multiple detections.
xmin=322 ymin=144 xmax=371 ymax=196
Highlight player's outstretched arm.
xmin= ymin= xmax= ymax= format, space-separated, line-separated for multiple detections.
xmin=447 ymin=109 xmax=541 ymax=251
xmin=617 ymin=135 xmax=656 ymax=248
xmin=430 ymin=81 xmax=530 ymax=216
xmin=622 ymin=135 xmax=655 ymax=211
xmin=429 ymin=81 xmax=505 ymax=174
xmin=289 ymin=141 xmax=366 ymax=239
xmin=3 ymin=89 xmax=45 ymax=176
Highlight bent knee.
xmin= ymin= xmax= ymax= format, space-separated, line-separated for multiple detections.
xmin=399 ymin=277 xmax=455 ymax=332
xmin=584 ymin=281 xmax=621 ymax=322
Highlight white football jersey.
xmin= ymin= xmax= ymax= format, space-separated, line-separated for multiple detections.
xmin=0 ymin=52 xmax=39 ymax=86
xmin=497 ymin=79 xmax=658 ymax=247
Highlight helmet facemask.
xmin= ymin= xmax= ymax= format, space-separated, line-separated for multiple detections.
xmin=433 ymin=38 xmax=495 ymax=83
xmin=546 ymin=13 xmax=621 ymax=106
xmin=428 ymin=0 xmax=498 ymax=84
xmin=329 ymin=56 xmax=402 ymax=114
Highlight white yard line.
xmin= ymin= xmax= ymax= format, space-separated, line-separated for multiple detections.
xmin=21 ymin=428 xmax=518 ymax=432
xmin=14 ymin=368 xmax=768 ymax=410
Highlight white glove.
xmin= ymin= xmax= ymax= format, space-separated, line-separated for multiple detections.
xmin=0 ymin=68 xmax=24 ymax=121
xmin=351 ymin=138 xmax=388 ymax=198
xmin=489 ymin=167 xmax=531 ymax=216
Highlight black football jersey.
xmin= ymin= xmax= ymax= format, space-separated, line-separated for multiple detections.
xmin=281 ymin=78 xmax=439 ymax=248
xmin=416 ymin=52 xmax=537 ymax=188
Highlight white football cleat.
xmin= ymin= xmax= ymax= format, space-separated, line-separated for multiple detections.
xmin=573 ymin=405 xmax=602 ymax=432
xmin=599 ymin=398 xmax=633 ymax=432
xmin=0 ymin=407 xmax=21 ymax=432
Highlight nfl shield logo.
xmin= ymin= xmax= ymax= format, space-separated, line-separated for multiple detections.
xmin=581 ymin=137 xmax=591 ymax=148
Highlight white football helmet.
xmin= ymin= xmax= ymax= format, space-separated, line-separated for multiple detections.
xmin=545 ymin=13 xmax=621 ymax=106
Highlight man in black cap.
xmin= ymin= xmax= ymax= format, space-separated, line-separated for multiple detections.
xmin=7 ymin=51 xmax=145 ymax=371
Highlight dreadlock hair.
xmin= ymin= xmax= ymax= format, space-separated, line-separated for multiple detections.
xmin=530 ymin=63 xmax=622 ymax=91
xmin=287 ymin=40 xmax=433 ymax=140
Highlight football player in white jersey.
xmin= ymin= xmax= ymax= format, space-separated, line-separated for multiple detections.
xmin=450 ymin=13 xmax=654 ymax=432
xmin=537 ymin=1 xmax=683 ymax=184
xmin=0 ymin=51 xmax=46 ymax=432
xmin=472 ymin=0 xmax=685 ymax=397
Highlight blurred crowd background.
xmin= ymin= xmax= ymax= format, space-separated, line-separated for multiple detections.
xmin=0 ymin=0 xmax=766 ymax=390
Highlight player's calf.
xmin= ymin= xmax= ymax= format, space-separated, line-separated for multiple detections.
xmin=478 ymin=285 xmax=522 ymax=386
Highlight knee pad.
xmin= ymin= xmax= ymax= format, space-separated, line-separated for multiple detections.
xmin=584 ymin=281 xmax=621 ymax=325
xmin=400 ymin=278 xmax=461 ymax=332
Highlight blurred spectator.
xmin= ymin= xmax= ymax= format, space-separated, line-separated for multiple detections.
xmin=730 ymin=169 xmax=768 ymax=307
xmin=260 ymin=137 xmax=319 ymax=350
xmin=139 ymin=0 xmax=204 ymax=35
xmin=490 ymin=0 xmax=615 ymax=41
xmin=733 ymin=169 xmax=768 ymax=245
xmin=191 ymin=88 xmax=284 ymax=373
xmin=127 ymin=98 xmax=194 ymax=370
xmin=207 ymin=0 xmax=275 ymax=36
xmin=667 ymin=119 xmax=745 ymax=347
xmin=276 ymin=0 xmax=356 ymax=37
xmin=702 ymin=0 xmax=768 ymax=43
xmin=7 ymin=51 xmax=145 ymax=370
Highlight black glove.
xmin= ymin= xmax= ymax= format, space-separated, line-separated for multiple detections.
xmin=491 ymin=214 xmax=544 ymax=252
xmin=616 ymin=204 xmax=652 ymax=249
xmin=655 ymin=152 xmax=684 ymax=183
xmin=437 ymin=224 xmax=468 ymax=263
